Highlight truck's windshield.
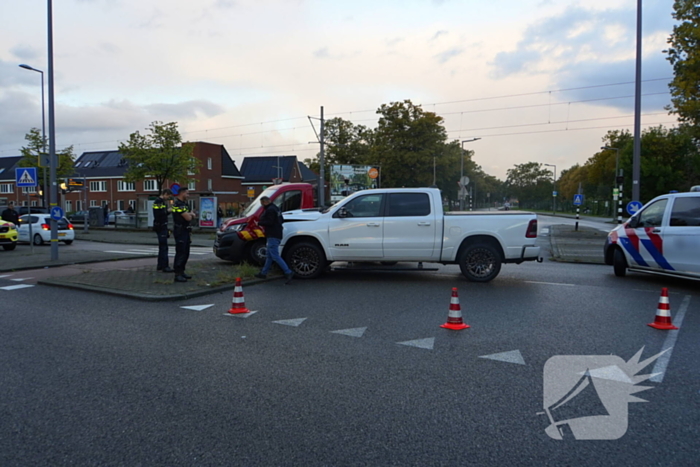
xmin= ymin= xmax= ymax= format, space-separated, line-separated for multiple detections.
xmin=241 ymin=186 xmax=279 ymax=217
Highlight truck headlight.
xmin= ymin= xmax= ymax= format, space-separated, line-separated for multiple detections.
xmin=225 ymin=223 xmax=247 ymax=233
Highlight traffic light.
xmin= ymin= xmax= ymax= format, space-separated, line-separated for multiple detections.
xmin=616 ymin=176 xmax=624 ymax=184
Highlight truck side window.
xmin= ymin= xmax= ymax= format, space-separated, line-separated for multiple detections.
xmin=274 ymin=190 xmax=302 ymax=213
xmin=637 ymin=199 xmax=668 ymax=228
xmin=669 ymin=197 xmax=700 ymax=227
xmin=341 ymin=194 xmax=384 ymax=218
xmin=386 ymin=193 xmax=431 ymax=217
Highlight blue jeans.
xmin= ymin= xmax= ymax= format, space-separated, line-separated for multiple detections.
xmin=261 ymin=237 xmax=292 ymax=275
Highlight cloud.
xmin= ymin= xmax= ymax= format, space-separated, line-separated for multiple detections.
xmin=214 ymin=0 xmax=236 ymax=8
xmin=312 ymin=47 xmax=360 ymax=60
xmin=432 ymin=30 xmax=448 ymax=41
xmin=11 ymin=44 xmax=41 ymax=61
xmin=145 ymin=100 xmax=226 ymax=119
xmin=435 ymin=47 xmax=464 ymax=64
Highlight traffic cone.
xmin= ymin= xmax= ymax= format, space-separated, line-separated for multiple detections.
xmin=440 ymin=287 xmax=470 ymax=330
xmin=647 ymin=288 xmax=678 ymax=330
xmin=228 ymin=277 xmax=251 ymax=314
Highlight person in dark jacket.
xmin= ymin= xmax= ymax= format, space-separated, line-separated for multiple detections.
xmin=152 ymin=189 xmax=173 ymax=272
xmin=254 ymin=196 xmax=293 ymax=284
xmin=171 ymin=187 xmax=197 ymax=283
xmin=1 ymin=202 xmax=20 ymax=225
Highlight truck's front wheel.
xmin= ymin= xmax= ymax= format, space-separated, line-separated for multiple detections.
xmin=284 ymin=241 xmax=326 ymax=279
xmin=247 ymin=239 xmax=267 ymax=266
xmin=459 ymin=243 xmax=502 ymax=282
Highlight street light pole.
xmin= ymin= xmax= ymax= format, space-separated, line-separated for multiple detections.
xmin=602 ymin=146 xmax=622 ymax=223
xmin=19 ymin=64 xmax=47 ymax=207
xmin=460 ymin=138 xmax=481 ymax=210
xmin=47 ymin=0 xmax=58 ymax=261
xmin=544 ymin=164 xmax=556 ymax=215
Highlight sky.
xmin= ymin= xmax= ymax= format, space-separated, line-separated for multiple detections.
xmin=0 ymin=0 xmax=679 ymax=181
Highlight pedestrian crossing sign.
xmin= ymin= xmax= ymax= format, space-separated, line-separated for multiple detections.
xmin=16 ymin=167 xmax=38 ymax=187
xmin=573 ymin=194 xmax=584 ymax=206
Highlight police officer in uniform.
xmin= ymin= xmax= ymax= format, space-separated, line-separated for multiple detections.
xmin=152 ymin=188 xmax=173 ymax=272
xmin=171 ymin=187 xmax=197 ymax=282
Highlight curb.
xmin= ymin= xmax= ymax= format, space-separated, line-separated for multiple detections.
xmin=0 ymin=254 xmax=158 ymax=273
xmin=36 ymin=275 xmax=283 ymax=302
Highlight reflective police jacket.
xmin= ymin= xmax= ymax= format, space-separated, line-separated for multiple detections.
xmin=152 ymin=197 xmax=169 ymax=229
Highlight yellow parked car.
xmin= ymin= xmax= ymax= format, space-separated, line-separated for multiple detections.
xmin=0 ymin=220 xmax=18 ymax=251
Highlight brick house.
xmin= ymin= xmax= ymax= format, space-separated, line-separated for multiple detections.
xmin=239 ymin=155 xmax=318 ymax=202
xmin=61 ymin=141 xmax=244 ymax=216
xmin=0 ymin=156 xmax=45 ymax=208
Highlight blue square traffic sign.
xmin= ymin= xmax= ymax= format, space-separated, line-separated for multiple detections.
xmin=16 ymin=167 xmax=38 ymax=187
xmin=573 ymin=194 xmax=584 ymax=206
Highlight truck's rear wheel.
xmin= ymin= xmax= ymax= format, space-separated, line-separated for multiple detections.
xmin=613 ymin=248 xmax=627 ymax=277
xmin=247 ymin=239 xmax=267 ymax=266
xmin=459 ymin=243 xmax=501 ymax=282
xmin=284 ymin=241 xmax=326 ymax=279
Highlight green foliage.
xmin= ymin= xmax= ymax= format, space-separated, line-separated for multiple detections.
xmin=18 ymin=128 xmax=75 ymax=204
xmin=665 ymin=0 xmax=700 ymax=133
xmin=118 ymin=121 xmax=199 ymax=191
xmin=322 ymin=117 xmax=373 ymax=165
xmin=505 ymin=162 xmax=553 ymax=208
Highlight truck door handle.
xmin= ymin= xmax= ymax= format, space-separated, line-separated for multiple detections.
xmin=366 ymin=223 xmax=380 ymax=227
xmin=417 ymin=222 xmax=431 ymax=226
xmin=652 ymin=228 xmax=661 ymax=233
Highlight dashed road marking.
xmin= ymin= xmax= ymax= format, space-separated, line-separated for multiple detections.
xmin=1 ymin=284 xmax=35 ymax=291
xmin=397 ymin=337 xmax=434 ymax=350
xmin=273 ymin=318 xmax=307 ymax=327
xmin=479 ymin=350 xmax=526 ymax=365
xmin=650 ymin=295 xmax=692 ymax=383
xmin=525 ymin=281 xmax=576 ymax=287
xmin=10 ymin=278 xmax=33 ymax=282
xmin=330 ymin=327 xmax=367 ymax=338
xmin=181 ymin=304 xmax=214 ymax=311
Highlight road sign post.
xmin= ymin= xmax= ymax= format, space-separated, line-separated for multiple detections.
xmin=16 ymin=168 xmax=38 ymax=253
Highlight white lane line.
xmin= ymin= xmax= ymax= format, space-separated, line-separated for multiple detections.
xmin=525 ymin=281 xmax=576 ymax=287
xmin=103 ymin=250 xmax=149 ymax=255
xmin=650 ymin=295 xmax=691 ymax=383
xmin=1 ymin=284 xmax=35 ymax=291
xmin=0 ymin=274 xmax=12 ymax=278
xmin=10 ymin=278 xmax=33 ymax=282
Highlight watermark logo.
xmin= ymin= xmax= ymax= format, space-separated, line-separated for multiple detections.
xmin=541 ymin=347 xmax=666 ymax=440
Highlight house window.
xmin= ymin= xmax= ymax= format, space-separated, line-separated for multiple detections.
xmin=117 ymin=200 xmax=125 ymax=210
xmin=65 ymin=200 xmax=72 ymax=212
xmin=207 ymin=158 xmax=212 ymax=170
xmin=31 ymin=200 xmax=37 ymax=207
xmin=0 ymin=183 xmax=13 ymax=194
xmin=188 ymin=181 xmax=196 ymax=191
xmin=143 ymin=180 xmax=158 ymax=191
xmin=90 ymin=200 xmax=98 ymax=207
xmin=207 ymin=179 xmax=212 ymax=191
xmin=76 ymin=200 xmax=83 ymax=211
xmin=23 ymin=186 xmax=37 ymax=194
xmin=117 ymin=181 xmax=135 ymax=192
xmin=90 ymin=181 xmax=107 ymax=192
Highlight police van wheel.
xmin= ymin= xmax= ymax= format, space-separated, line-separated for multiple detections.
xmin=613 ymin=248 xmax=627 ymax=277
xmin=285 ymin=241 xmax=326 ymax=279
xmin=248 ymin=240 xmax=267 ymax=266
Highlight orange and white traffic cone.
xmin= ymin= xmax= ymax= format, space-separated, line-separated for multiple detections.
xmin=228 ymin=277 xmax=251 ymax=314
xmin=440 ymin=287 xmax=470 ymax=330
xmin=648 ymin=287 xmax=678 ymax=330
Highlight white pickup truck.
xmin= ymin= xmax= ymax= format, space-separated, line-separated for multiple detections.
xmin=280 ymin=188 xmax=541 ymax=282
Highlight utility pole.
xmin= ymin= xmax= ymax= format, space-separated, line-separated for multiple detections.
xmin=632 ymin=0 xmax=642 ymax=202
xmin=319 ymin=106 xmax=325 ymax=207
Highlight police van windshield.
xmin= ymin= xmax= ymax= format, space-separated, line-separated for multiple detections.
xmin=241 ymin=186 xmax=279 ymax=217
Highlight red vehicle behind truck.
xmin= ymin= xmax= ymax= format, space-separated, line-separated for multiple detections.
xmin=214 ymin=183 xmax=317 ymax=265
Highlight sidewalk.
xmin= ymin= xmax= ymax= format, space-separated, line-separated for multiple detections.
xmin=2 ymin=223 xmax=606 ymax=301
xmin=548 ymin=224 xmax=606 ymax=264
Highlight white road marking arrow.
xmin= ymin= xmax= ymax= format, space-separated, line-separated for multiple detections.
xmin=478 ymin=350 xmax=526 ymax=365
xmin=223 ymin=310 xmax=258 ymax=318
xmin=397 ymin=337 xmax=434 ymax=350
xmin=330 ymin=327 xmax=367 ymax=338
xmin=180 ymin=304 xmax=214 ymax=311
xmin=272 ymin=318 xmax=307 ymax=327
xmin=0 ymin=284 xmax=35 ymax=291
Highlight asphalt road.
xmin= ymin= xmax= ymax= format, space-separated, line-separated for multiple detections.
xmin=1 ymin=232 xmax=698 ymax=465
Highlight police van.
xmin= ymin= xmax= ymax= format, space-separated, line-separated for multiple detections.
xmin=604 ymin=186 xmax=700 ymax=280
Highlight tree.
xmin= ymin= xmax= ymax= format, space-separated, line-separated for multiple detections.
xmin=118 ymin=121 xmax=198 ymax=191
xmin=322 ymin=117 xmax=374 ymax=166
xmin=665 ymin=0 xmax=700 ymax=134
xmin=370 ymin=100 xmax=449 ymax=188
xmin=505 ymin=162 xmax=553 ymax=209
xmin=18 ymin=128 xmax=75 ymax=206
